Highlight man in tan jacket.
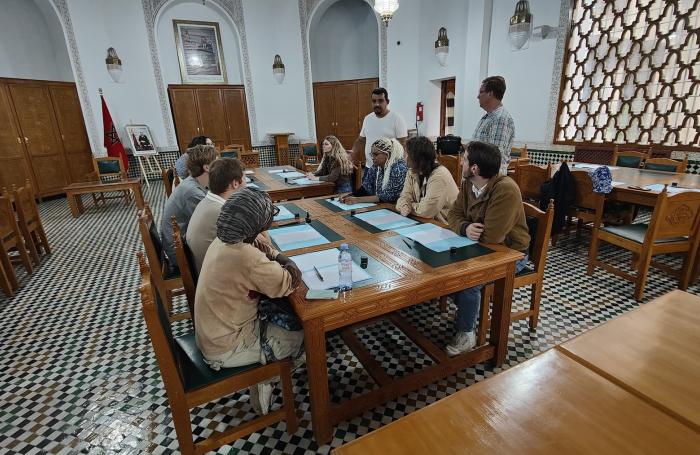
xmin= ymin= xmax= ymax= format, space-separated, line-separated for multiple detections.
xmin=445 ymin=141 xmax=530 ymax=355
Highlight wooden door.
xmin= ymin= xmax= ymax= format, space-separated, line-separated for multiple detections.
xmin=195 ymin=88 xmax=228 ymax=149
xmin=313 ymin=84 xmax=335 ymax=145
xmin=9 ymin=83 xmax=68 ymax=196
xmin=357 ymin=79 xmax=377 ymax=122
xmin=169 ymin=88 xmax=201 ymax=152
xmin=221 ymin=88 xmax=251 ymax=151
xmin=334 ymin=82 xmax=359 ymax=148
xmin=0 ymin=84 xmax=33 ymax=191
xmin=49 ymin=85 xmax=93 ymax=183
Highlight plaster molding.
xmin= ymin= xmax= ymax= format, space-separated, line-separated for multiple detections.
xmin=50 ymin=0 xmax=101 ymax=155
xmin=142 ymin=0 xmax=258 ymax=148
xmin=380 ymin=22 xmax=387 ymax=88
xmin=545 ymin=0 xmax=571 ymax=146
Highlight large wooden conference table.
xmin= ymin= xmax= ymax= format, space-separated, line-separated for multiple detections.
xmin=334 ymin=290 xmax=700 ymax=454
xmin=272 ymin=196 xmax=523 ymax=445
xmin=248 ymin=165 xmax=336 ymax=201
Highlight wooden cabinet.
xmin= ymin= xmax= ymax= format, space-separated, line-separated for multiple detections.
xmin=167 ymin=84 xmax=252 ymax=153
xmin=0 ymin=78 xmax=93 ymax=197
xmin=313 ymin=78 xmax=379 ymax=149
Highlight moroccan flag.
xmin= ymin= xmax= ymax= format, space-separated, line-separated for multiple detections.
xmin=101 ymin=94 xmax=128 ymax=171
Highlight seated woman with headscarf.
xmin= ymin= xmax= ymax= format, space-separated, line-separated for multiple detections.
xmin=195 ymin=187 xmax=304 ymax=415
xmin=341 ymin=137 xmax=408 ymax=204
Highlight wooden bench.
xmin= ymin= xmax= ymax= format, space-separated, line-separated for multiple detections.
xmin=63 ymin=178 xmax=144 ymax=217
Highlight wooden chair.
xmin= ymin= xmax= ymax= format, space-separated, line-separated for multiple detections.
xmin=643 ymin=154 xmax=688 ymax=173
xmin=12 ymin=182 xmax=50 ymax=265
xmin=239 ymin=150 xmax=260 ymax=168
xmin=162 ymin=167 xmax=181 ymax=198
xmin=588 ymin=187 xmax=700 ymax=300
xmin=136 ymin=205 xmax=189 ymax=322
xmin=511 ymin=145 xmax=528 ymax=160
xmin=437 ymin=154 xmax=462 ymax=186
xmin=561 ymin=170 xmax=606 ymax=243
xmin=220 ymin=144 xmax=243 ymax=159
xmin=172 ymin=217 xmax=197 ymax=327
xmin=514 ymin=163 xmax=551 ymax=202
xmin=92 ymin=157 xmax=131 ymax=206
xmin=0 ymin=257 xmax=13 ymax=297
xmin=0 ymin=195 xmax=31 ymax=292
xmin=611 ymin=146 xmax=648 ymax=168
xmin=296 ymin=142 xmax=321 ymax=172
xmin=477 ymin=200 xmax=555 ymax=345
xmin=137 ymin=253 xmax=297 ymax=455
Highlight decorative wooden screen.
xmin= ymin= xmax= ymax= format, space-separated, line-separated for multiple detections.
xmin=555 ymin=0 xmax=700 ymax=151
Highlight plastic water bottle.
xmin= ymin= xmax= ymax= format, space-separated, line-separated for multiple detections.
xmin=338 ymin=243 xmax=353 ymax=301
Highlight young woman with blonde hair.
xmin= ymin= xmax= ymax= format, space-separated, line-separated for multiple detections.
xmin=307 ymin=135 xmax=354 ymax=193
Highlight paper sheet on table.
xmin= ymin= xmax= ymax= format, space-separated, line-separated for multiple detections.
xmin=247 ymin=183 xmax=259 ymax=189
xmin=289 ymin=248 xmax=371 ymax=290
xmin=278 ymin=171 xmax=305 ymax=179
xmin=268 ymin=223 xmax=330 ymax=251
xmin=244 ymin=170 xmax=254 ymax=175
xmin=326 ymin=199 xmax=376 ymax=210
xmin=612 ymin=181 xmax=625 ymax=187
xmin=644 ymin=183 xmax=700 ymax=193
xmin=273 ymin=205 xmax=295 ymax=221
xmin=353 ymin=208 xmax=419 ymax=230
xmin=394 ymin=223 xmax=476 ymax=252
xmin=268 ymin=169 xmax=285 ymax=174
xmin=245 ymin=177 xmax=252 ymax=183
xmin=291 ymin=178 xmax=320 ymax=185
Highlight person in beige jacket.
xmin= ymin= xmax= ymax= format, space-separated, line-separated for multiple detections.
xmin=396 ymin=136 xmax=458 ymax=223
xmin=195 ymin=187 xmax=304 ymax=415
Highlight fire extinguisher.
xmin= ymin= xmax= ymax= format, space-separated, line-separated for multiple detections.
xmin=416 ymin=102 xmax=424 ymax=122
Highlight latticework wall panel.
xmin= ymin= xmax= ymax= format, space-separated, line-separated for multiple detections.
xmin=555 ymin=0 xmax=700 ymax=151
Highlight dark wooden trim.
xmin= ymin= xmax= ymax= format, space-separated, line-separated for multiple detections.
xmin=167 ymin=83 xmax=245 ymax=90
xmin=311 ymin=77 xmax=380 ymax=87
xmin=0 ymin=77 xmax=77 ymax=87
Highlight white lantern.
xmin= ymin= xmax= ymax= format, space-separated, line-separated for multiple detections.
xmin=105 ymin=47 xmax=123 ymax=83
xmin=272 ymin=55 xmax=285 ymax=84
xmin=374 ymin=0 xmax=399 ymax=26
xmin=435 ymin=27 xmax=449 ymax=67
xmin=508 ymin=0 xmax=533 ymax=51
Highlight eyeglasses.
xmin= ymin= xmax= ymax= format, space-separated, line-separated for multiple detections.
xmin=272 ymin=205 xmax=281 ymax=217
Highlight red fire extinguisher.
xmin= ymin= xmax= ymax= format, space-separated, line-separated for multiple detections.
xmin=416 ymin=102 xmax=424 ymax=122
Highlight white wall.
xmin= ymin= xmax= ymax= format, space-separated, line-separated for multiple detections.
xmin=244 ymin=0 xmax=310 ymax=143
xmin=310 ymin=0 xmax=378 ymax=82
xmin=386 ymin=1 xmax=420 ymax=132
xmin=156 ymin=0 xmax=243 ymax=86
xmin=0 ymin=0 xmax=73 ymax=82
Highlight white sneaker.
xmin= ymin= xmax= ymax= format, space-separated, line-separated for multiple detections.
xmin=446 ymin=331 xmax=476 ymax=356
xmin=249 ymin=383 xmax=273 ymax=415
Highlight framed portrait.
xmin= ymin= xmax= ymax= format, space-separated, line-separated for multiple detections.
xmin=173 ymin=19 xmax=228 ymax=84
xmin=125 ymin=124 xmax=158 ymax=156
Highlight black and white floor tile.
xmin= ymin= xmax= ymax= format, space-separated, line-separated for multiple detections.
xmin=1 ymin=183 xmax=698 ymax=454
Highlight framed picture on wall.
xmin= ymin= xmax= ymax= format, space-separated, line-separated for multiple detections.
xmin=125 ymin=124 xmax=158 ymax=156
xmin=173 ymin=19 xmax=228 ymax=84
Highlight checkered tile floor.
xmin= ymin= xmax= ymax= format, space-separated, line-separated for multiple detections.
xmin=1 ymin=182 xmax=698 ymax=454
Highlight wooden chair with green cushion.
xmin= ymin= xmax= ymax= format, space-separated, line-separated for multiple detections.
xmin=92 ymin=157 xmax=131 ymax=206
xmin=437 ymin=153 xmax=462 ymax=186
xmin=296 ymin=142 xmax=320 ymax=172
xmin=220 ymin=144 xmax=243 ymax=159
xmin=611 ymin=147 xmax=648 ymax=168
xmin=477 ymin=200 xmax=555 ymax=345
xmin=0 ymin=194 xmax=33 ymax=281
xmin=556 ymin=170 xmax=605 ymax=246
xmin=136 ymin=205 xmax=189 ymax=322
xmin=12 ymin=182 xmax=50 ymax=265
xmin=587 ymin=187 xmax=700 ymax=300
xmin=514 ymin=163 xmax=551 ymax=202
xmin=511 ymin=145 xmax=528 ymax=159
xmin=643 ymin=154 xmax=688 ymax=173
xmin=137 ymin=253 xmax=297 ymax=455
xmin=162 ymin=167 xmax=180 ymax=198
xmin=172 ymin=217 xmax=197 ymax=327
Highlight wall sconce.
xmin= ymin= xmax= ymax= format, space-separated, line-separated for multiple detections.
xmin=105 ymin=47 xmax=123 ymax=83
xmin=435 ymin=27 xmax=449 ymax=67
xmin=273 ymin=55 xmax=285 ymax=84
xmin=508 ymin=0 xmax=533 ymax=51
xmin=374 ymin=0 xmax=399 ymax=27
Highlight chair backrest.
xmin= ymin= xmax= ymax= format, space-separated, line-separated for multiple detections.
xmin=172 ymin=217 xmax=197 ymax=324
xmin=437 ymin=154 xmax=461 ymax=186
xmin=137 ymin=252 xmax=187 ymax=397
xmin=646 ymin=188 xmax=700 ymax=243
xmin=13 ymin=181 xmax=40 ymax=226
xmin=224 ymin=144 xmax=244 ymax=154
xmin=511 ymin=145 xmax=528 ymax=159
xmin=523 ymin=200 xmax=554 ymax=275
xmin=436 ymin=135 xmax=463 ymax=155
xmin=0 ymin=196 xmax=18 ymax=241
xmin=162 ymin=168 xmax=175 ymax=197
xmin=644 ymin=156 xmax=687 ymax=173
xmin=220 ymin=150 xmax=238 ymax=159
xmin=95 ymin=157 xmax=126 ymax=180
xmin=570 ymin=170 xmax=604 ymax=212
xmin=239 ymin=150 xmax=260 ymax=168
xmin=515 ymin=163 xmax=551 ymax=200
xmin=612 ymin=148 xmax=647 ymax=168
xmin=299 ymin=142 xmax=320 ymax=159
xmin=137 ymin=205 xmax=167 ymax=283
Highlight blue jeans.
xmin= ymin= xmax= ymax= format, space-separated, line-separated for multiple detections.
xmin=451 ymin=255 xmax=529 ymax=332
xmin=336 ymin=182 xmax=353 ymax=194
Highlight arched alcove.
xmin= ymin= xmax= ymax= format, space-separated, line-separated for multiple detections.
xmin=156 ymin=0 xmax=244 ymax=85
xmin=0 ymin=0 xmax=73 ymax=81
xmin=309 ymin=0 xmax=379 ymax=82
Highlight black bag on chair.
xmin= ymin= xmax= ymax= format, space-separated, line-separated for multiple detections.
xmin=436 ymin=135 xmax=463 ymax=155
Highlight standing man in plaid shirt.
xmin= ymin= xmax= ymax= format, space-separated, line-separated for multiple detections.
xmin=473 ymin=76 xmax=515 ymax=175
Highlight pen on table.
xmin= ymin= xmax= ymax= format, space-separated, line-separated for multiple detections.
xmin=402 ymin=238 xmax=413 ymax=249
xmin=313 ymin=265 xmax=324 ymax=281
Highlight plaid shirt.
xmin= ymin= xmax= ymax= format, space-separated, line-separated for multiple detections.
xmin=473 ymin=105 xmax=515 ymax=175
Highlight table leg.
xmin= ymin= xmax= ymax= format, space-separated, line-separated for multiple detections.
xmin=76 ymin=194 xmax=85 ymax=214
xmin=490 ymin=261 xmax=516 ymax=366
xmin=132 ymin=184 xmax=145 ymax=209
xmin=67 ymin=193 xmax=79 ymax=218
xmin=303 ymin=318 xmax=333 ymax=445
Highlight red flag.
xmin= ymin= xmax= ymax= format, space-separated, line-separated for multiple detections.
xmin=101 ymin=95 xmax=128 ymax=171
